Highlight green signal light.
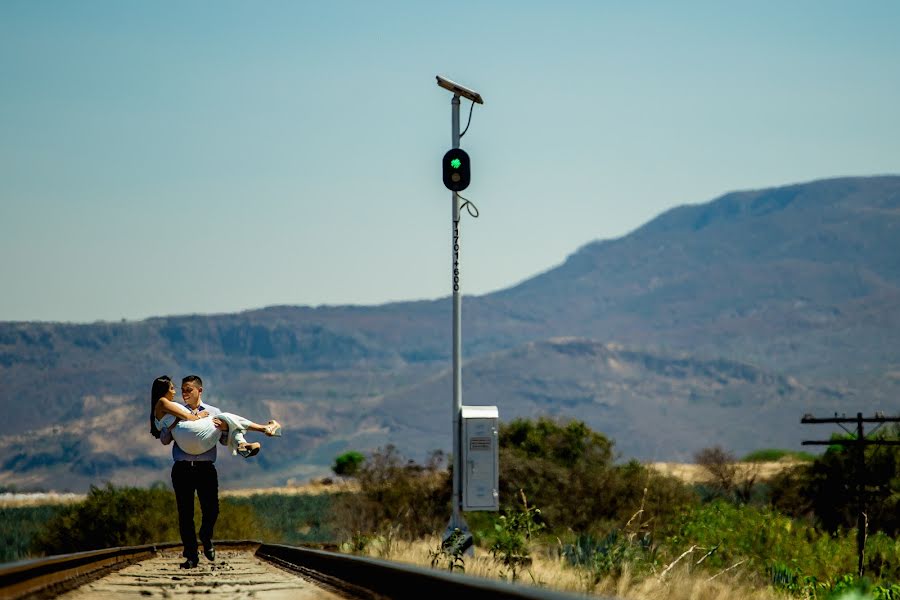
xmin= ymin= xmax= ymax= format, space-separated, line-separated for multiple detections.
xmin=450 ymin=158 xmax=462 ymax=169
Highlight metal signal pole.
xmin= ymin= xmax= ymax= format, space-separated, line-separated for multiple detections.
xmin=436 ymin=76 xmax=483 ymax=547
xmin=449 ymin=93 xmax=466 ymax=536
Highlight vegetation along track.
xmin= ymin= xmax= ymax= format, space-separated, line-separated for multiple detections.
xmin=0 ymin=540 xmax=614 ymax=599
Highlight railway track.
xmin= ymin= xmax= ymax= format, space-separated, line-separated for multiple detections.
xmin=1 ymin=540 xmax=608 ymax=599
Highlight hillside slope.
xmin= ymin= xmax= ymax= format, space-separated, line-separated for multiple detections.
xmin=0 ymin=338 xmax=849 ymax=491
xmin=2 ymin=175 xmax=899 ymax=490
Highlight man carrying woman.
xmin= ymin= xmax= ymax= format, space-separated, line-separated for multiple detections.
xmin=151 ymin=374 xmax=281 ymax=568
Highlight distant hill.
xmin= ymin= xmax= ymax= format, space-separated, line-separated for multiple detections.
xmin=2 ymin=175 xmax=899 ymax=491
xmin=488 ymin=176 xmax=900 ymax=372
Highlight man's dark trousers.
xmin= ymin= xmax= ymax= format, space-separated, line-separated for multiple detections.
xmin=172 ymin=461 xmax=218 ymax=561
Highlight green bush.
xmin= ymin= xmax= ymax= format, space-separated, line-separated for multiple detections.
xmin=332 ymin=451 xmax=365 ymax=477
xmin=561 ymin=529 xmax=659 ymax=583
xmin=31 ymin=483 xmax=264 ymax=555
xmin=742 ymin=449 xmax=816 ymax=463
xmin=429 ymin=528 xmax=468 ymax=572
xmin=664 ymin=500 xmax=859 ymax=588
xmin=804 ymin=433 xmax=900 ymax=536
xmin=489 ymin=491 xmax=544 ymax=581
xmin=818 ymin=574 xmax=900 ymax=599
xmin=865 ymin=532 xmax=900 ymax=583
xmin=0 ymin=505 xmax=67 ymax=563
xmin=329 ymin=445 xmax=451 ymax=542
xmin=227 ymin=493 xmax=341 ymax=545
xmin=500 ymin=417 xmax=697 ymax=533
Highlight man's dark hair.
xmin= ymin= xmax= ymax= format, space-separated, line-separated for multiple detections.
xmin=182 ymin=375 xmax=203 ymax=387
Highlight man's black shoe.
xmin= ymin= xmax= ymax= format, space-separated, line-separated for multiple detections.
xmin=203 ymin=544 xmax=216 ymax=562
xmin=180 ymin=558 xmax=199 ymax=569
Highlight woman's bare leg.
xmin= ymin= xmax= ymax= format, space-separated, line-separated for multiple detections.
xmin=245 ymin=420 xmax=282 ymax=437
xmin=212 ymin=417 xmax=260 ymax=456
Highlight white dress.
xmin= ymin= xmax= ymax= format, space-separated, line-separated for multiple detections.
xmin=156 ymin=412 xmax=253 ymax=456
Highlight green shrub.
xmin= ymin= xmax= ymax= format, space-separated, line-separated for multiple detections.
xmin=874 ymin=583 xmax=900 ymax=599
xmin=664 ymin=500 xmax=857 ymax=587
xmin=803 ymin=432 xmax=900 ymax=536
xmin=332 ymin=451 xmax=365 ymax=477
xmin=743 ymin=449 xmax=816 ymax=463
xmin=329 ymin=446 xmax=450 ymax=543
xmin=0 ymin=505 xmax=67 ymax=563
xmin=500 ymin=417 xmax=697 ymax=533
xmin=865 ymin=532 xmax=900 ymax=583
xmin=489 ymin=491 xmax=544 ymax=581
xmin=764 ymin=429 xmax=900 ymax=544
xmin=767 ymin=463 xmax=815 ymax=520
xmin=429 ymin=528 xmax=468 ymax=572
xmin=561 ymin=530 xmax=658 ymax=583
xmin=819 ymin=574 xmax=900 ymax=600
xmin=226 ymin=493 xmax=341 ymax=545
xmin=31 ymin=483 xmax=264 ymax=555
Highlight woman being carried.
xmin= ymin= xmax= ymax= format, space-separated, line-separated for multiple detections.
xmin=150 ymin=375 xmax=281 ymax=458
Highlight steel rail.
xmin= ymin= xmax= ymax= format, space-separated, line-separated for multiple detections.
xmin=0 ymin=540 xmax=251 ymax=600
xmin=1 ymin=541 xmax=611 ymax=600
xmin=257 ymin=543 xmax=606 ymax=599
xmin=0 ymin=542 xmax=172 ymax=599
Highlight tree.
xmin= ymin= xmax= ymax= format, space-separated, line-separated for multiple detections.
xmin=803 ymin=428 xmax=900 ymax=536
xmin=332 ymin=451 xmax=365 ymax=478
xmin=767 ymin=425 xmax=900 ymax=536
xmin=694 ymin=445 xmax=757 ymax=503
xmin=329 ymin=446 xmax=451 ymax=542
xmin=499 ymin=417 xmax=695 ymax=532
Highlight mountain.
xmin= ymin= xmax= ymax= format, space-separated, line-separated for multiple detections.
xmin=488 ymin=176 xmax=900 ymax=372
xmin=2 ymin=175 xmax=899 ymax=491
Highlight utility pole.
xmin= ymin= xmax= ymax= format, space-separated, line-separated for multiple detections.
xmin=801 ymin=412 xmax=900 ymax=577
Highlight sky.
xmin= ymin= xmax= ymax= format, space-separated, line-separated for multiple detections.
xmin=2 ymin=1 xmax=899 ymax=323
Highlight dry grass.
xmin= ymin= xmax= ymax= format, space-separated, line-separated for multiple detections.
xmin=0 ymin=492 xmax=85 ymax=508
xmin=220 ymin=478 xmax=359 ymax=498
xmin=0 ymin=461 xmax=789 ymax=507
xmin=649 ymin=461 xmax=800 ymax=485
xmin=351 ymin=536 xmax=789 ymax=600
xmin=0 ymin=478 xmax=359 ymax=507
xmin=602 ymin=565 xmax=787 ymax=600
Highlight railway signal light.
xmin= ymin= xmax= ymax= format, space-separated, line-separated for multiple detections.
xmin=442 ymin=148 xmax=471 ymax=192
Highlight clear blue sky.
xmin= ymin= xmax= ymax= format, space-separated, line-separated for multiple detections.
xmin=2 ymin=1 xmax=898 ymax=323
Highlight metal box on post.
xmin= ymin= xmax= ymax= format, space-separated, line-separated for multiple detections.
xmin=461 ymin=405 xmax=499 ymax=511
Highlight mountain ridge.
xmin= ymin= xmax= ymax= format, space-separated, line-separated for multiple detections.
xmin=2 ymin=174 xmax=899 ymax=491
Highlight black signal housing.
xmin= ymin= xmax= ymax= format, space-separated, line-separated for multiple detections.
xmin=442 ymin=148 xmax=471 ymax=192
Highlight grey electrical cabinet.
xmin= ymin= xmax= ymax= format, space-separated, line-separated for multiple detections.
xmin=461 ymin=405 xmax=499 ymax=511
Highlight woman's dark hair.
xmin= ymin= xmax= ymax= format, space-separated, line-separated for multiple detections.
xmin=150 ymin=375 xmax=172 ymax=439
